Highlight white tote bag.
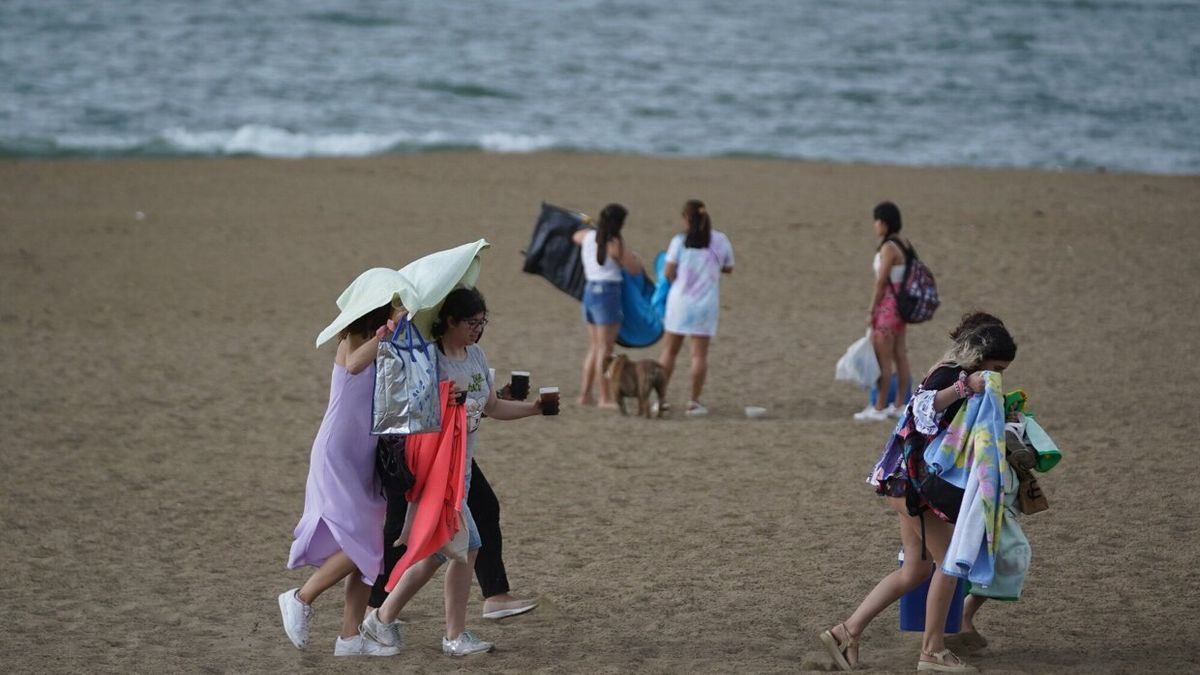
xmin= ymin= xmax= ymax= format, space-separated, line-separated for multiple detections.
xmin=835 ymin=330 xmax=880 ymax=389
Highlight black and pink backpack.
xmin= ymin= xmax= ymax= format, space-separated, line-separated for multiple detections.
xmin=891 ymin=239 xmax=940 ymax=324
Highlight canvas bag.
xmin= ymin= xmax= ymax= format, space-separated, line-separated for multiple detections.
xmin=891 ymin=239 xmax=940 ymax=323
xmin=372 ymin=317 xmax=441 ymax=435
xmin=836 ymin=330 xmax=881 ymax=389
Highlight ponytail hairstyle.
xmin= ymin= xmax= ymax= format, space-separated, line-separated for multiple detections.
xmin=941 ymin=311 xmax=1018 ymax=369
xmin=682 ymin=199 xmax=711 ymax=249
xmin=874 ymin=201 xmax=902 ymax=250
xmin=595 ymin=203 xmax=628 ymax=266
xmin=431 ymin=287 xmax=488 ymax=341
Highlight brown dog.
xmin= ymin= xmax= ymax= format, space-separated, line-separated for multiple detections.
xmin=604 ymin=354 xmax=667 ymax=418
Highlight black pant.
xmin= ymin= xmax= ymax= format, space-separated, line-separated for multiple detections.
xmin=369 ymin=459 xmax=509 ymax=607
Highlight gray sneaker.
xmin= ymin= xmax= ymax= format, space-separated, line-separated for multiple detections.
xmin=360 ymin=608 xmax=403 ymax=649
xmin=442 ymin=630 xmax=494 ymax=657
xmin=278 ymin=588 xmax=313 ymax=649
xmin=334 ymin=633 xmax=401 ymax=657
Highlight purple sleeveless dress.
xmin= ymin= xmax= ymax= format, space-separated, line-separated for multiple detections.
xmin=287 ymin=362 xmax=386 ymax=584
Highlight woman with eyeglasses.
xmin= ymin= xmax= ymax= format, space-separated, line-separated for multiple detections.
xmin=362 ymin=287 xmax=544 ymax=658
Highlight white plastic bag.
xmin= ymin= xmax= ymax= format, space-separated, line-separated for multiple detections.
xmin=835 ymin=330 xmax=880 ymax=389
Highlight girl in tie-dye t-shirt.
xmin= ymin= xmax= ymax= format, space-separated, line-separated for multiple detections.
xmin=658 ymin=199 xmax=734 ymax=417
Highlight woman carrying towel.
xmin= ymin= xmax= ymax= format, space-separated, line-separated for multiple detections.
xmin=657 ymin=199 xmax=734 ymax=417
xmin=278 ymin=269 xmax=407 ymax=657
xmin=361 ymin=288 xmax=545 ymax=658
xmin=572 ymin=203 xmax=643 ymax=407
xmin=821 ymin=312 xmax=1017 ymax=674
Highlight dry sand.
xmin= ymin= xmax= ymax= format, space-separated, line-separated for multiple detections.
xmin=1 ymin=153 xmax=1198 ymax=674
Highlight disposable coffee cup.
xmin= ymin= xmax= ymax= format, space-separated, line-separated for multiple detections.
xmin=488 ymin=368 xmax=496 ymax=385
xmin=539 ymin=386 xmax=560 ymax=416
xmin=510 ymin=371 xmax=530 ymax=400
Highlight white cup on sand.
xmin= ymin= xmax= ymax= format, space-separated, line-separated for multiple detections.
xmin=744 ymin=405 xmax=768 ymax=419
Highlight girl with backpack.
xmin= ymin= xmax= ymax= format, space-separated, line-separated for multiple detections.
xmin=855 ymin=201 xmax=913 ymax=422
xmin=821 ymin=312 xmax=1018 ymax=673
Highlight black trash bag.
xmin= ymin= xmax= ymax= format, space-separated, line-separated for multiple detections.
xmin=521 ymin=202 xmax=589 ymax=300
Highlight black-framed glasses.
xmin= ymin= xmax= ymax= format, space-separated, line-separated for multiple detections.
xmin=464 ymin=316 xmax=488 ymax=330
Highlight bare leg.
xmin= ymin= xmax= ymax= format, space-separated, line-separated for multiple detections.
xmin=962 ymin=594 xmax=987 ymax=633
xmin=579 ymin=324 xmax=598 ymax=405
xmin=341 ymin=574 xmax=371 ymax=639
xmin=918 ymin=515 xmax=971 ymax=668
xmin=444 ymin=550 xmax=478 ymax=639
xmin=657 ymin=332 xmax=684 ymax=400
xmin=596 ymin=323 xmax=620 ymax=406
xmin=871 ymin=330 xmax=895 ymax=410
xmin=298 ymin=550 xmax=358 ymax=605
xmin=832 ymin=498 xmax=935 ymax=667
xmin=688 ymin=336 xmax=710 ymax=403
xmin=378 ymin=556 xmax=443 ymax=623
xmin=894 ymin=328 xmax=912 ymax=405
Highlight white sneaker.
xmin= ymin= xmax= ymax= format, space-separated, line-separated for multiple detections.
xmin=442 ymin=630 xmax=494 ymax=656
xmin=278 ymin=589 xmax=312 ymax=649
xmin=684 ymin=401 xmax=708 ymax=417
xmin=334 ymin=633 xmax=401 ymax=657
xmin=360 ymin=608 xmax=403 ymax=649
xmin=884 ymin=403 xmax=900 ymax=418
xmin=853 ymin=406 xmax=890 ymax=422
xmin=482 ymin=597 xmax=538 ymax=620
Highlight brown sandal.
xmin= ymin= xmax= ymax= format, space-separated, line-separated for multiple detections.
xmin=917 ymin=648 xmax=977 ymax=673
xmin=819 ymin=623 xmax=859 ymax=671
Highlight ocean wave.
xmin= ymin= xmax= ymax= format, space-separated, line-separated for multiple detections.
xmin=0 ymin=125 xmax=561 ymax=159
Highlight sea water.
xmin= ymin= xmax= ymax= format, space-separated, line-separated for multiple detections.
xmin=2 ymin=0 xmax=1197 ymax=174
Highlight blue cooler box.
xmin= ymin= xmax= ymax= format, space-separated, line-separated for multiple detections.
xmin=898 ymin=550 xmax=965 ymax=633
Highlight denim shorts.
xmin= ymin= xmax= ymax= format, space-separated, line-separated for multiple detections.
xmin=582 ymin=280 xmax=623 ymax=326
xmin=433 ymin=467 xmax=482 ymax=563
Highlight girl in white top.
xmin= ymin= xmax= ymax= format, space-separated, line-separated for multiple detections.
xmin=855 ymin=201 xmax=913 ymax=422
xmin=571 ymin=204 xmax=642 ymax=407
xmin=657 ymin=199 xmax=734 ymax=417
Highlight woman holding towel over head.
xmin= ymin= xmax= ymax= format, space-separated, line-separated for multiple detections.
xmin=278 ymin=269 xmax=407 ymax=657
xmin=657 ymin=199 xmax=734 ymax=417
xmin=572 ymin=203 xmax=643 ymax=407
xmin=821 ymin=312 xmax=1017 ymax=673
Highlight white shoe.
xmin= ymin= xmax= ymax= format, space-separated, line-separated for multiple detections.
xmin=684 ymin=401 xmax=708 ymax=417
xmin=360 ymin=608 xmax=403 ymax=649
xmin=442 ymin=630 xmax=494 ymax=656
xmin=334 ymin=632 xmax=401 ymax=657
xmin=278 ymin=588 xmax=313 ymax=649
xmin=482 ymin=597 xmax=538 ymax=620
xmin=853 ymin=406 xmax=890 ymax=422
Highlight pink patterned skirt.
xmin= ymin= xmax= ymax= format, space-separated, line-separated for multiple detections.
xmin=872 ymin=285 xmax=906 ymax=337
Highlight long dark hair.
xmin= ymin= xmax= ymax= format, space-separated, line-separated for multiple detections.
xmin=595 ymin=203 xmax=627 ymax=266
xmin=683 ymin=199 xmax=711 ymax=249
xmin=943 ymin=311 xmax=1018 ymax=367
xmin=431 ymin=287 xmax=488 ymax=341
xmin=874 ymin=201 xmax=902 ymax=250
xmin=340 ymin=301 xmax=394 ymax=340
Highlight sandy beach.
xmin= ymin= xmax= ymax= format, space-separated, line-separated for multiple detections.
xmin=1 ymin=153 xmax=1198 ymax=673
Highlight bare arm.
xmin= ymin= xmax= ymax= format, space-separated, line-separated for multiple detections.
xmin=571 ymin=228 xmax=591 ymax=245
xmin=483 ymin=386 xmax=541 ymax=420
xmin=341 ymin=335 xmax=380 ymax=375
xmin=868 ymin=242 xmax=900 ymax=316
xmin=721 ymin=265 xmax=733 ymax=275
